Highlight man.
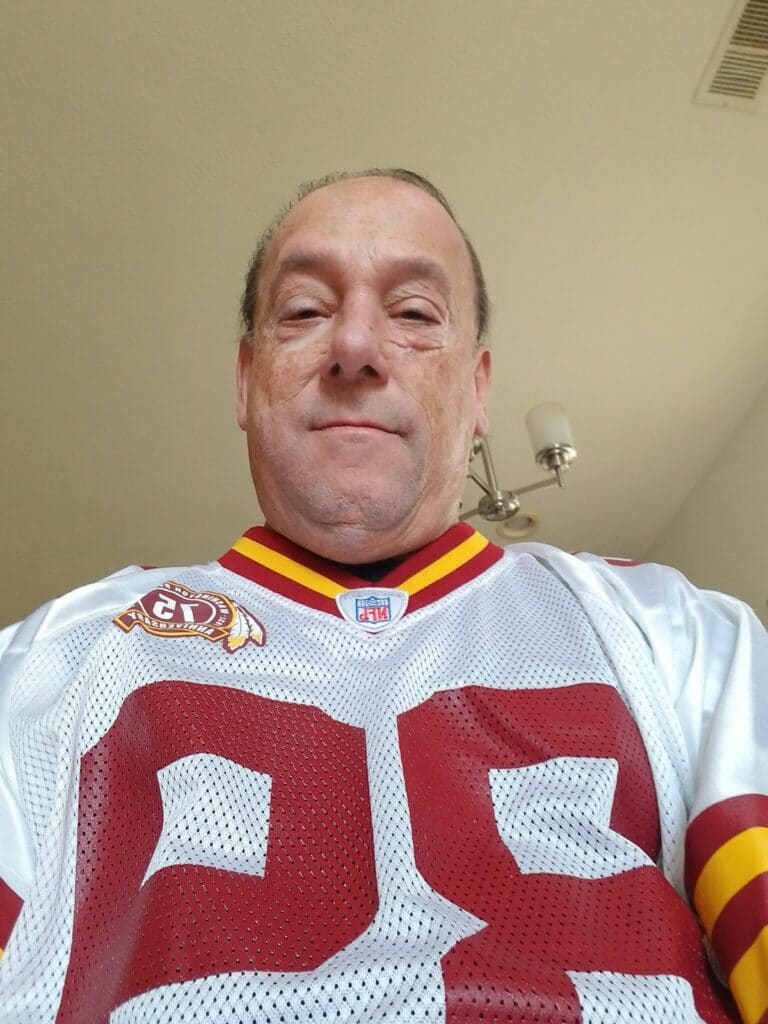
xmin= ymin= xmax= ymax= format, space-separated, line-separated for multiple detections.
xmin=0 ymin=169 xmax=765 ymax=1024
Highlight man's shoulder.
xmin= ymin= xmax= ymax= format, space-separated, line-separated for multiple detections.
xmin=1 ymin=559 xmax=218 ymax=655
xmin=503 ymin=539 xmax=687 ymax=585
xmin=501 ymin=540 xmax=764 ymax=651
xmin=501 ymin=540 xmax=658 ymax=586
xmin=499 ymin=541 xmax=710 ymax=625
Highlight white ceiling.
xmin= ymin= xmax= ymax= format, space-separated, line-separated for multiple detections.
xmin=2 ymin=0 xmax=768 ymax=624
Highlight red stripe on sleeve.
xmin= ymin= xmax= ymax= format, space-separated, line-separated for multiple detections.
xmin=569 ymin=552 xmax=643 ymax=566
xmin=709 ymin=871 xmax=768 ymax=977
xmin=685 ymin=794 xmax=768 ymax=896
xmin=0 ymin=876 xmax=23 ymax=950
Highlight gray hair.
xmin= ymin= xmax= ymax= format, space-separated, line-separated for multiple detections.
xmin=240 ymin=168 xmax=489 ymax=343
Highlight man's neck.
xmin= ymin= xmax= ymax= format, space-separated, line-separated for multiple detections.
xmin=328 ymin=553 xmax=409 ymax=583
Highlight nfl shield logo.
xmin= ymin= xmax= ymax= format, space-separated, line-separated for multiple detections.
xmin=336 ymin=588 xmax=409 ymax=632
xmin=356 ymin=595 xmax=392 ymax=625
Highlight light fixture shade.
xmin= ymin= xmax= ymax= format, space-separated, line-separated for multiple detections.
xmin=525 ymin=402 xmax=574 ymax=457
xmin=496 ymin=511 xmax=540 ymax=540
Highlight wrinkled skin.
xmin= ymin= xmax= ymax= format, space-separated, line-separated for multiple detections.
xmin=236 ymin=176 xmax=491 ymax=563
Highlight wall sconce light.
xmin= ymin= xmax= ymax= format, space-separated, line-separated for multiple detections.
xmin=461 ymin=402 xmax=577 ymax=539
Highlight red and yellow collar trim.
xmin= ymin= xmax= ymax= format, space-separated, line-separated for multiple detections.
xmin=218 ymin=523 xmax=503 ymax=619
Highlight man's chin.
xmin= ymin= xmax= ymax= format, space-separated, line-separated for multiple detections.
xmin=319 ymin=487 xmax=417 ymax=530
xmin=285 ymin=474 xmax=419 ymax=533
xmin=263 ymin=476 xmax=455 ymax=562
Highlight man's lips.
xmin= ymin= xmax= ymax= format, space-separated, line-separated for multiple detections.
xmin=312 ymin=420 xmax=400 ymax=435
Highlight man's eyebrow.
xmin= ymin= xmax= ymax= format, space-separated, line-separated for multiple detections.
xmin=388 ymin=257 xmax=451 ymax=293
xmin=264 ymin=252 xmax=330 ymax=303
xmin=273 ymin=251 xmax=329 ymax=278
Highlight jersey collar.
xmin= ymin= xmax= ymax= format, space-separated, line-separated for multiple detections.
xmin=218 ymin=523 xmax=503 ymax=620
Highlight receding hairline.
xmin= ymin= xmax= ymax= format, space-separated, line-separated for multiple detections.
xmin=260 ymin=176 xmax=468 ymax=304
xmin=240 ymin=167 xmax=490 ymax=343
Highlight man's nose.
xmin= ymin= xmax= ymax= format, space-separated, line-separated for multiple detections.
xmin=320 ymin=294 xmax=388 ymax=383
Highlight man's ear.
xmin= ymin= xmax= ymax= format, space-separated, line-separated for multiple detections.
xmin=473 ymin=348 xmax=492 ymax=438
xmin=235 ymin=336 xmax=253 ymax=430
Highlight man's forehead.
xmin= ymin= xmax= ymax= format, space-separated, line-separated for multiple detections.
xmin=270 ymin=249 xmax=452 ymax=291
xmin=263 ymin=177 xmax=473 ymax=287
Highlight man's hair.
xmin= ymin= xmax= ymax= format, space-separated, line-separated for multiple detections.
xmin=240 ymin=168 xmax=489 ymax=343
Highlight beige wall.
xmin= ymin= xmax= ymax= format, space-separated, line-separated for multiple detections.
xmin=647 ymin=380 xmax=768 ymax=628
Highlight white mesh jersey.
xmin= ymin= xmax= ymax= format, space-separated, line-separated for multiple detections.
xmin=0 ymin=524 xmax=766 ymax=1024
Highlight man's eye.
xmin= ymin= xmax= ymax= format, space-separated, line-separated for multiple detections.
xmin=396 ymin=307 xmax=435 ymax=322
xmin=282 ymin=306 xmax=320 ymax=321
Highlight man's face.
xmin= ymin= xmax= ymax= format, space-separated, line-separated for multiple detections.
xmin=236 ymin=176 xmax=490 ymax=561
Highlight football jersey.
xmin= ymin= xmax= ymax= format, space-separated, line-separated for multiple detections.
xmin=0 ymin=523 xmax=766 ymax=1024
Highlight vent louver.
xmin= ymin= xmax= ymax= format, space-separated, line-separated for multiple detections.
xmin=695 ymin=0 xmax=768 ymax=110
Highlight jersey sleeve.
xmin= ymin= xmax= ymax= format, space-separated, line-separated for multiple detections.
xmin=570 ymin=553 xmax=768 ymax=1024
xmin=0 ymin=565 xmax=153 ymax=960
xmin=672 ymin=590 xmax=768 ymax=1024
xmin=0 ymin=622 xmax=33 ymax=955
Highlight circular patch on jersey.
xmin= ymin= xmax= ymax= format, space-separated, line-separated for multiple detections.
xmin=113 ymin=580 xmax=265 ymax=652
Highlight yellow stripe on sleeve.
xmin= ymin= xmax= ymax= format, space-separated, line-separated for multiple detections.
xmin=692 ymin=826 xmax=768 ymax=934
xmin=232 ymin=537 xmax=347 ymax=599
xmin=729 ymin=924 xmax=768 ymax=1024
xmin=400 ymin=532 xmax=489 ymax=596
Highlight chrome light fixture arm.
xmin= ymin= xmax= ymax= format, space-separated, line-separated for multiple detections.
xmin=462 ymin=437 xmax=521 ymax=522
xmin=460 ymin=403 xmax=577 ymax=526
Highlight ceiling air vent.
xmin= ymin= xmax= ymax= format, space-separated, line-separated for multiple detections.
xmin=694 ymin=0 xmax=768 ymax=111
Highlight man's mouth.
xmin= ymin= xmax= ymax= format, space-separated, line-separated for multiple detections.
xmin=312 ymin=420 xmax=399 ymax=435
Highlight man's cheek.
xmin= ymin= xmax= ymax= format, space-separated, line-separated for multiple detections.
xmin=421 ymin=368 xmax=459 ymax=422
xmin=253 ymin=359 xmax=317 ymax=407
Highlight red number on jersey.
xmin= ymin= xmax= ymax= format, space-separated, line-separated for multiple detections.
xmin=57 ymin=680 xmax=737 ymax=1023
xmin=56 ymin=681 xmax=377 ymax=1024
xmin=398 ymin=684 xmax=736 ymax=1023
